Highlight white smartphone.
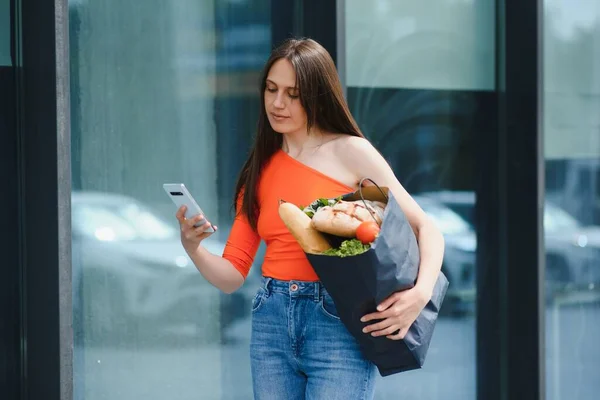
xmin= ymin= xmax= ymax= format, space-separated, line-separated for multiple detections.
xmin=163 ymin=183 xmax=215 ymax=232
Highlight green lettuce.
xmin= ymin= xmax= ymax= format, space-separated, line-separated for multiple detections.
xmin=322 ymin=239 xmax=370 ymax=257
xmin=300 ymin=196 xmax=343 ymax=218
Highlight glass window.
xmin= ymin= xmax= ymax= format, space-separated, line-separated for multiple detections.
xmin=344 ymin=1 xmax=495 ymax=398
xmin=72 ymin=195 xmax=177 ymax=241
xmin=543 ymin=1 xmax=600 ymax=399
xmin=69 ymin=0 xmax=270 ymax=398
xmin=345 ymin=0 xmax=495 ymax=91
xmin=416 ymin=197 xmax=474 ymax=236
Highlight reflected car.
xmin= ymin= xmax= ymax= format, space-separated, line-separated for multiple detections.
xmin=543 ymin=202 xmax=600 ymax=293
xmin=413 ymin=195 xmax=477 ymax=315
xmin=71 ymin=191 xmax=248 ymax=346
xmin=419 ymin=190 xmax=600 ymax=298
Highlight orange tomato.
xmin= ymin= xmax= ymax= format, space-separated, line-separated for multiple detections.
xmin=356 ymin=221 xmax=380 ymax=244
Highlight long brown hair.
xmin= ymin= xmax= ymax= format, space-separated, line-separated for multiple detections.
xmin=233 ymin=38 xmax=365 ymax=230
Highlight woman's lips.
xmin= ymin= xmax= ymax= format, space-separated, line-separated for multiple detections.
xmin=270 ymin=113 xmax=289 ymax=122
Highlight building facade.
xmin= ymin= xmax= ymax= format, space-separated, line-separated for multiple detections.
xmin=1 ymin=0 xmax=599 ymax=399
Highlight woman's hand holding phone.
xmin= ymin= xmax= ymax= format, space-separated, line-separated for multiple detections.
xmin=176 ymin=205 xmax=218 ymax=253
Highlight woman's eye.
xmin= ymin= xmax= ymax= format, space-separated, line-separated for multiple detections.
xmin=289 ymin=93 xmax=299 ymax=99
xmin=266 ymin=87 xmax=277 ymax=93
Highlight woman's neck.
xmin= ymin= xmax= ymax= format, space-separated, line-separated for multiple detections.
xmin=281 ymin=127 xmax=329 ymax=158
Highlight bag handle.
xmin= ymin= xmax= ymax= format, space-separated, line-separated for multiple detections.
xmin=357 ymin=177 xmax=388 ymax=226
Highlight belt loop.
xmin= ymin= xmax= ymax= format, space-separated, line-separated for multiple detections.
xmin=314 ymin=281 xmax=320 ymax=302
xmin=263 ymin=277 xmax=272 ymax=296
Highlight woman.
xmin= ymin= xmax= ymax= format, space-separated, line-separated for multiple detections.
xmin=176 ymin=38 xmax=445 ymax=399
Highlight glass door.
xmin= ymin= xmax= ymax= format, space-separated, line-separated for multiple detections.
xmin=69 ymin=0 xmax=271 ymax=398
xmin=543 ymin=1 xmax=600 ymax=399
xmin=343 ymin=1 xmax=496 ymax=398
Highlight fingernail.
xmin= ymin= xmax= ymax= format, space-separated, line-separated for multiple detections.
xmin=362 ymin=328 xmax=367 ymax=333
xmin=377 ymin=305 xmax=383 ymax=311
xmin=360 ymin=317 xmax=365 ymax=322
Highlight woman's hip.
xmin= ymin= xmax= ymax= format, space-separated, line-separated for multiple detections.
xmin=250 ymin=277 xmax=369 ymax=360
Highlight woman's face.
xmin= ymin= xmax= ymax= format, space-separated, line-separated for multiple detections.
xmin=264 ymin=58 xmax=307 ymax=135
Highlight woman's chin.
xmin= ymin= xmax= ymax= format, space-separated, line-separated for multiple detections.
xmin=269 ymin=122 xmax=294 ymax=135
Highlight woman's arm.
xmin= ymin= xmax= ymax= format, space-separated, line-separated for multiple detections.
xmin=186 ymin=244 xmax=246 ymax=294
xmin=338 ymin=136 xmax=445 ymax=339
xmin=340 ymin=136 xmax=445 ymax=294
xmin=177 ymin=204 xmax=261 ymax=294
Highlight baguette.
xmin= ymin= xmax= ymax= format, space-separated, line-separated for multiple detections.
xmin=278 ymin=202 xmax=332 ymax=254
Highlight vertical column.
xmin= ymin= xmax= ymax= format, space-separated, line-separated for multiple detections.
xmin=477 ymin=0 xmax=544 ymax=399
xmin=20 ymin=0 xmax=72 ymax=398
xmin=0 ymin=0 xmax=21 ymax=398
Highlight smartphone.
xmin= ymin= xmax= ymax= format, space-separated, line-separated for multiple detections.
xmin=163 ymin=183 xmax=215 ymax=232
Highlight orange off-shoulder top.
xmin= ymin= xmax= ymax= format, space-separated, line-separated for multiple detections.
xmin=222 ymin=149 xmax=355 ymax=282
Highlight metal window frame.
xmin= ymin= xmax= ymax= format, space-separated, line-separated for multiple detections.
xmin=500 ymin=0 xmax=544 ymax=398
xmin=477 ymin=0 xmax=545 ymax=398
xmin=476 ymin=0 xmax=545 ymax=399
xmin=13 ymin=0 xmax=73 ymax=398
xmin=271 ymin=0 xmax=338 ymax=66
xmin=0 ymin=0 xmax=21 ymax=398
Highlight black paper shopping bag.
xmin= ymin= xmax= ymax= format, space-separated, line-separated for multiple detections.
xmin=305 ymin=183 xmax=449 ymax=377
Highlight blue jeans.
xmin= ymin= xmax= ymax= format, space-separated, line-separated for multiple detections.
xmin=250 ymin=277 xmax=377 ymax=399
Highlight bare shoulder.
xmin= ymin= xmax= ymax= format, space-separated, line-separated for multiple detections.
xmin=331 ymin=134 xmax=373 ymax=153
xmin=330 ymin=135 xmax=389 ymax=180
xmin=327 ymin=134 xmax=434 ymax=233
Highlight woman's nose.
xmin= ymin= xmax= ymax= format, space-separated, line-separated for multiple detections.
xmin=273 ymin=92 xmax=285 ymax=109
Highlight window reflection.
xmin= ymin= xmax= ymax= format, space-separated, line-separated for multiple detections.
xmin=543 ymin=1 xmax=600 ymax=399
xmin=72 ymin=193 xmax=178 ymax=242
xmin=345 ymin=0 xmax=494 ymax=398
xmin=544 ymin=203 xmax=581 ymax=233
xmin=70 ymin=0 xmax=270 ymax=399
xmin=417 ymin=199 xmax=474 ymax=236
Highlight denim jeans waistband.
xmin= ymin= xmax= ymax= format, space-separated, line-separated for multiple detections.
xmin=259 ymin=276 xmax=330 ymax=301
